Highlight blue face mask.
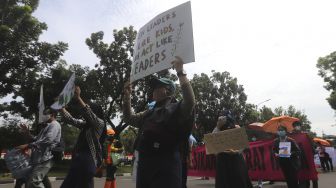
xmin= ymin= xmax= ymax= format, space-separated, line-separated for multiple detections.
xmin=148 ymin=101 xmax=156 ymax=110
xmin=277 ymin=130 xmax=286 ymax=137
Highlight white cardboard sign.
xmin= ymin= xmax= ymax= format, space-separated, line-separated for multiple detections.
xmin=130 ymin=1 xmax=195 ymax=82
xmin=279 ymin=142 xmax=291 ymax=158
xmin=51 ymin=73 xmax=75 ymax=110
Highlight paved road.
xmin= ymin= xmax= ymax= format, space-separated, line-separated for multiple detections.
xmin=1 ymin=171 xmax=335 ymax=188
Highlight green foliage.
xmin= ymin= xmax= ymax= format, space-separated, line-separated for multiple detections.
xmin=0 ymin=119 xmax=30 ymax=151
xmin=119 ymin=126 xmax=138 ymax=154
xmin=191 ymin=71 xmax=256 ymax=140
xmin=85 ymin=27 xmax=136 ymax=129
xmin=258 ymin=106 xmax=275 ymax=122
xmin=0 ymin=0 xmax=68 ymax=117
xmin=317 ymin=51 xmax=336 ymax=111
xmin=277 ymin=105 xmax=311 ymax=131
xmin=85 ymin=26 xmax=171 ymax=135
xmin=256 ymin=105 xmax=312 ymax=132
xmin=61 ymin=124 xmax=80 ymax=152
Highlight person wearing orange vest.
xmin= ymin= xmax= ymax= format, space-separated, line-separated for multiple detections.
xmin=104 ymin=128 xmax=123 ymax=188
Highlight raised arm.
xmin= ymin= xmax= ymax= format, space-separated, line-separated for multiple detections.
xmin=61 ymin=108 xmax=86 ymax=129
xmin=172 ymin=57 xmax=195 ymax=118
xmin=122 ymin=81 xmax=148 ymax=128
xmin=73 ymin=86 xmax=105 ymax=131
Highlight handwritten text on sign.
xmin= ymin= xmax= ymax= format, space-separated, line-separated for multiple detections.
xmin=204 ymin=128 xmax=249 ymax=155
xmin=130 ymin=1 xmax=195 ymax=82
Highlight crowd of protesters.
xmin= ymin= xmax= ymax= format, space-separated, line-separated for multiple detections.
xmin=7 ymin=56 xmax=334 ymax=188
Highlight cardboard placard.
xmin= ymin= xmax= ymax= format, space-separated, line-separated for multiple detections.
xmin=130 ymin=1 xmax=195 ymax=82
xmin=204 ymin=128 xmax=249 ymax=155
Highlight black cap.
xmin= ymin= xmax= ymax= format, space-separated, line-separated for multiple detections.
xmin=150 ymin=77 xmax=176 ymax=94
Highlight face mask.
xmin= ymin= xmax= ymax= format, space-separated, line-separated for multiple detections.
xmin=42 ymin=114 xmax=51 ymax=123
xmin=252 ymin=137 xmax=257 ymax=142
xmin=277 ymin=130 xmax=286 ymax=137
xmin=148 ymin=101 xmax=156 ymax=110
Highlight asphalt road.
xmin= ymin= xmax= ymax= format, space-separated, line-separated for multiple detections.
xmin=1 ymin=171 xmax=335 ymax=188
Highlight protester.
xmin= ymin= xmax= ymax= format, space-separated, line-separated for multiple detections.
xmin=16 ymin=108 xmax=61 ymax=188
xmin=123 ymin=56 xmax=195 ymax=188
xmin=273 ymin=125 xmax=301 ymax=188
xmin=317 ymin=144 xmax=330 ymax=172
xmin=15 ymin=124 xmax=53 ymax=188
xmin=325 ymin=150 xmax=333 ymax=171
xmin=212 ymin=111 xmax=252 ymax=188
xmin=60 ymin=86 xmax=106 ymax=188
xmin=291 ymin=121 xmax=319 ymax=188
xmin=249 ymin=135 xmax=265 ymax=188
xmin=104 ymin=128 xmax=123 ymax=188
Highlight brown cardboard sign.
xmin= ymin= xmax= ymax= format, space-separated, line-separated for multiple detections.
xmin=204 ymin=128 xmax=249 ymax=155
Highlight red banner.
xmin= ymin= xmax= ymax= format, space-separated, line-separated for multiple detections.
xmin=188 ymin=133 xmax=318 ymax=181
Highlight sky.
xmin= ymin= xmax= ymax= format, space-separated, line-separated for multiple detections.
xmin=32 ymin=0 xmax=336 ymax=135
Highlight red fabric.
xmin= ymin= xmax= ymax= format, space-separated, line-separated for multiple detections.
xmin=188 ymin=133 xmax=318 ymax=181
xmin=106 ymin=143 xmax=112 ymax=164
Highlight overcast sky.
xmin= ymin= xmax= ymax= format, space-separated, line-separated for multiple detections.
xmin=33 ymin=0 xmax=336 ymax=135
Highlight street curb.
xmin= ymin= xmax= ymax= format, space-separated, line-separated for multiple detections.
xmin=0 ymin=174 xmax=132 ymax=184
xmin=116 ymin=173 xmax=132 ymax=176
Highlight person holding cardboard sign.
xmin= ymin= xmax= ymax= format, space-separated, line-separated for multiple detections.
xmin=273 ymin=125 xmax=301 ymax=188
xmin=59 ymin=86 xmax=106 ymax=188
xmin=123 ymin=56 xmax=195 ymax=188
xmin=212 ymin=111 xmax=252 ymax=188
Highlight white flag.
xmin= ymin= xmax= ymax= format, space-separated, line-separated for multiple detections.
xmin=38 ymin=84 xmax=46 ymax=123
xmin=51 ymin=73 xmax=76 ymax=110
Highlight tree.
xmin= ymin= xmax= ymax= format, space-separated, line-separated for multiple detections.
xmin=85 ymin=26 xmax=165 ymax=135
xmin=0 ymin=119 xmax=28 ymax=152
xmin=317 ymin=51 xmax=336 ymax=111
xmin=276 ymin=105 xmax=311 ymax=132
xmin=0 ymin=0 xmax=68 ymax=115
xmin=258 ymin=106 xmax=275 ymax=122
xmin=0 ymin=0 xmax=68 ymax=97
xmin=191 ymin=71 xmax=255 ymax=140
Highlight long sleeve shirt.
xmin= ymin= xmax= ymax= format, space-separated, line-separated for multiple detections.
xmin=29 ymin=120 xmax=61 ymax=164
xmin=123 ymin=80 xmax=195 ymax=128
xmin=62 ymin=105 xmax=105 ymax=167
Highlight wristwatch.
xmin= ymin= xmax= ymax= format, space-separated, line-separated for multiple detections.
xmin=177 ymin=69 xmax=187 ymax=77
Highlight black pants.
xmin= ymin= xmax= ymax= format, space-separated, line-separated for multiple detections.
xmin=306 ymin=180 xmax=318 ymax=188
xmin=215 ymin=153 xmax=252 ymax=188
xmin=327 ymin=157 xmax=333 ymax=171
xmin=320 ymin=157 xmax=330 ymax=171
xmin=60 ymin=152 xmax=96 ymax=188
xmin=279 ymin=159 xmax=299 ymax=188
xmin=181 ymin=161 xmax=188 ymax=188
xmin=106 ymin=165 xmax=117 ymax=181
xmin=136 ymin=151 xmax=181 ymax=188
